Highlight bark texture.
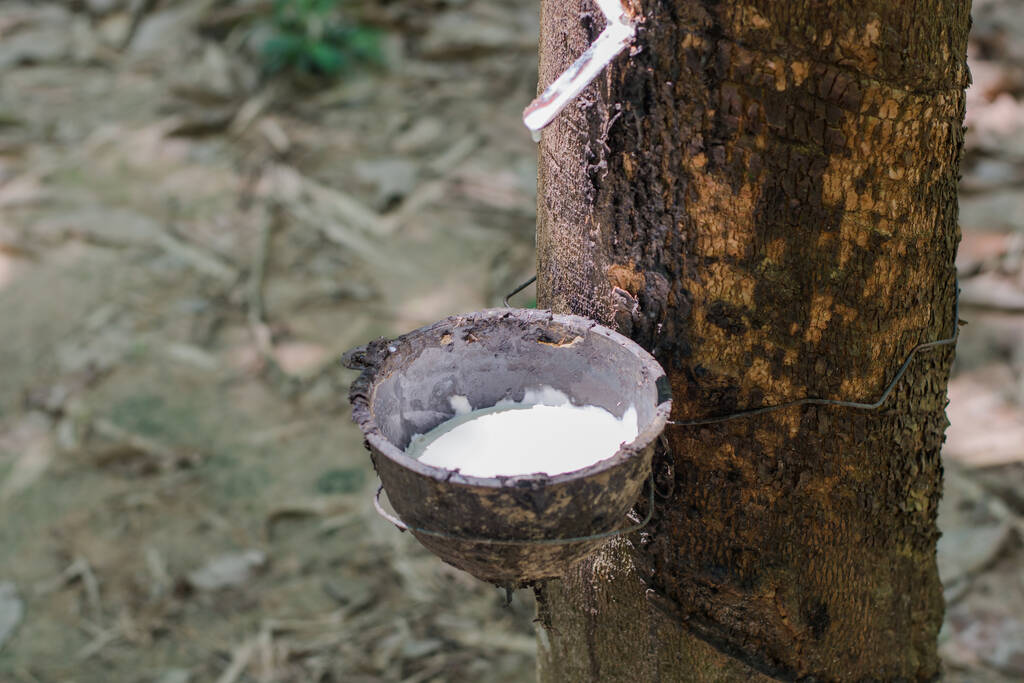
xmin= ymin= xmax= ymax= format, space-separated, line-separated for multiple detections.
xmin=534 ymin=0 xmax=970 ymax=680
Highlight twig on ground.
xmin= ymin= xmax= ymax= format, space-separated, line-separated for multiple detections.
xmin=12 ymin=667 xmax=42 ymax=683
xmin=257 ymin=627 xmax=275 ymax=683
xmin=199 ymin=1 xmax=274 ymax=32
xmin=0 ymin=239 xmax=40 ymax=261
xmin=86 ymin=417 xmax=200 ymax=474
xmin=378 ymin=181 xmax=447 ymax=235
xmin=79 ymin=558 xmax=102 ymax=616
xmin=287 ymin=202 xmax=408 ymax=274
xmin=76 ymin=624 xmax=122 ymax=660
xmin=400 ymin=657 xmax=450 ymax=683
xmin=120 ymin=0 xmax=159 ymax=51
xmin=244 ymin=206 xmax=307 ymax=398
xmin=427 ymin=134 xmax=481 ymax=176
xmin=265 ymin=499 xmax=355 ymax=541
xmin=92 ymin=419 xmax=178 ymax=463
xmin=239 ymin=203 xmax=368 ymax=400
xmin=247 ymin=208 xmax=276 ymax=333
xmin=245 ymin=419 xmax=320 ymax=445
xmin=318 ymin=512 xmax=361 ymax=536
xmin=952 ymin=466 xmax=1024 ymax=536
xmin=145 ymin=547 xmax=171 ymax=600
xmin=230 ymin=85 xmax=280 ymax=137
xmin=153 ymin=228 xmax=238 ymax=285
xmin=35 ymin=557 xmax=102 ymax=616
xmin=299 ymin=172 xmax=390 ymax=237
xmin=216 ymin=638 xmax=257 ymax=683
xmin=259 ymin=119 xmax=291 ymax=157
xmin=261 ymin=611 xmax=345 ymax=636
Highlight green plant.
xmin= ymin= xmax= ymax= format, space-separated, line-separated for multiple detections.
xmin=262 ymin=0 xmax=380 ymax=78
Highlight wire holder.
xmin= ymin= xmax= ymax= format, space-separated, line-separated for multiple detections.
xmin=504 ymin=275 xmax=962 ymax=426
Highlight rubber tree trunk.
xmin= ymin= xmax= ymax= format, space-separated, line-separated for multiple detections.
xmin=533 ymin=1 xmax=970 ymax=680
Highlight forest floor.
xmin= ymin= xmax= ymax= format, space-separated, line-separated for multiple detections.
xmin=0 ymin=1 xmax=1022 ymax=681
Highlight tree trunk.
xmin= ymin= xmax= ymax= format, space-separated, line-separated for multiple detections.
xmin=533 ymin=1 xmax=969 ymax=680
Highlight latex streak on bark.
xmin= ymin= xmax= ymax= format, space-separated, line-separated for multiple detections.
xmin=522 ymin=0 xmax=637 ymax=135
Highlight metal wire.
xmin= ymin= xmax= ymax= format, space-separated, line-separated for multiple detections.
xmin=373 ymin=471 xmax=655 ymax=546
xmin=364 ymin=277 xmax=961 ymax=590
xmin=503 ymin=275 xmax=537 ymax=307
xmin=667 ymin=286 xmax=961 ymax=426
xmin=502 ymin=275 xmax=962 ymax=427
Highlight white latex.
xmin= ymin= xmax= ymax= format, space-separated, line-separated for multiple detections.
xmin=406 ymin=387 xmax=638 ymax=477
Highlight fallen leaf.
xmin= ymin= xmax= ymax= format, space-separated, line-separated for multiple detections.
xmin=156 ymin=670 xmax=192 ymax=683
xmin=0 ymin=582 xmax=24 ymax=650
xmin=960 ymin=272 xmax=1024 ymax=312
xmin=946 ymin=369 xmax=1024 ymax=466
xmin=0 ymin=26 xmax=71 ymax=69
xmin=272 ymin=341 xmax=330 ymax=376
xmin=187 ymin=550 xmax=266 ymax=591
xmin=956 ymin=231 xmax=1016 ymax=275
xmin=937 ymin=523 xmax=1012 ymax=585
xmin=960 ymin=157 xmax=1024 ymax=193
xmin=946 ymin=606 xmax=1024 ymax=678
xmin=215 ymin=638 xmax=256 ymax=683
xmin=418 ymin=9 xmax=538 ymax=59
xmin=0 ymin=416 xmax=54 ymax=502
xmin=0 ymin=173 xmax=46 ymax=208
xmin=323 ymin=576 xmax=375 ymax=612
xmin=353 ymin=158 xmax=419 ymax=211
xmin=266 ymin=498 xmax=355 ymax=540
xmin=392 ymin=118 xmax=444 ymax=154
xmin=960 ymin=190 xmax=1024 ymax=233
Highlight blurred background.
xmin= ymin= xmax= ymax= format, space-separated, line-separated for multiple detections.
xmin=0 ymin=0 xmax=1021 ymax=681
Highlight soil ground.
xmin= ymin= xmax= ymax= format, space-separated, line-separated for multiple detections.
xmin=0 ymin=1 xmax=1022 ymax=681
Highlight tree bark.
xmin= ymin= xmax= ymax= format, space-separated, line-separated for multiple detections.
xmin=533 ymin=1 xmax=969 ymax=680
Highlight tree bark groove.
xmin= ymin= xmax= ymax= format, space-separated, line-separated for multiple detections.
xmin=534 ymin=1 xmax=970 ymax=680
